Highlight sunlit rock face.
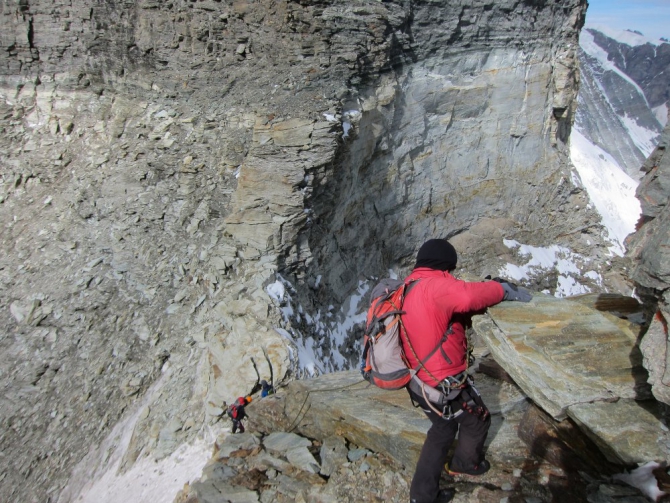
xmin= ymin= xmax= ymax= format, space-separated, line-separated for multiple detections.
xmin=473 ymin=292 xmax=669 ymax=466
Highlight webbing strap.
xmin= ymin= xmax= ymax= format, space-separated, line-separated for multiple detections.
xmin=417 ymin=331 xmax=449 ymax=368
xmin=404 ymin=321 xmax=455 ymax=386
xmin=367 ymin=313 xmax=403 ymax=338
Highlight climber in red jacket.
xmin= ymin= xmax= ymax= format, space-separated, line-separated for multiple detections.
xmin=402 ymin=239 xmax=532 ymax=503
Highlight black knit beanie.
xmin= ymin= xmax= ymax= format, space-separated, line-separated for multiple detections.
xmin=415 ymin=239 xmax=458 ymax=271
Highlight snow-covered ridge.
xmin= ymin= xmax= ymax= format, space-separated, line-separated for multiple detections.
xmin=585 ymin=23 xmax=666 ymax=47
xmin=579 ymin=30 xmax=650 ymax=105
xmin=577 ymin=28 xmax=662 ymax=158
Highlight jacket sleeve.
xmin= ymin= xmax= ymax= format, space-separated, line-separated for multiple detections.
xmin=449 ymin=278 xmax=505 ymax=313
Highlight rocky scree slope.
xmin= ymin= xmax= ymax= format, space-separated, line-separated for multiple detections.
xmin=176 ymin=365 xmax=661 ymax=503
xmin=0 ymin=1 xmax=624 ymax=502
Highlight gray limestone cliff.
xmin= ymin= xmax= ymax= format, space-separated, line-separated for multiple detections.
xmin=1 ymin=1 xmax=644 ymax=502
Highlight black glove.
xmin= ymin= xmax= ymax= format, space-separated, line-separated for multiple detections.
xmin=492 ymin=277 xmax=532 ymax=302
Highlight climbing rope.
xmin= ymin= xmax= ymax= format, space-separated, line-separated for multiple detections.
xmin=285 ymin=378 xmax=370 ymax=433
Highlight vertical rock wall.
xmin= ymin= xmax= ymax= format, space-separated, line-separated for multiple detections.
xmin=627 ymin=123 xmax=670 ymax=409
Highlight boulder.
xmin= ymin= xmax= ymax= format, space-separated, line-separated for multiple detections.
xmin=473 ymin=292 xmax=669 ymax=465
xmin=319 ymin=436 xmax=348 ymax=477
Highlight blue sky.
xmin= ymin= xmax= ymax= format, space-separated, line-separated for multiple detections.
xmin=585 ymin=0 xmax=670 ymax=41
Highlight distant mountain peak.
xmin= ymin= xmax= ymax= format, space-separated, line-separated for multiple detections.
xmin=571 ymin=23 xmax=669 ymax=253
xmin=584 ymin=24 xmax=667 ymax=47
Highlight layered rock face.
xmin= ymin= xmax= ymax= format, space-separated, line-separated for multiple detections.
xmin=0 ymin=1 xmax=608 ymax=502
xmin=627 ymin=122 xmax=670 ymax=408
xmin=472 ymin=292 xmax=669 ymax=466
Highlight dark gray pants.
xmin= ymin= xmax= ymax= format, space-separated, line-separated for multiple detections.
xmin=408 ymin=385 xmax=490 ymax=503
xmin=232 ymin=418 xmax=245 ymax=434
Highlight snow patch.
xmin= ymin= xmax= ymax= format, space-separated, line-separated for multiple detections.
xmin=653 ymin=104 xmax=669 ymax=127
xmin=266 ymin=280 xmax=285 ymax=302
xmin=620 ymin=113 xmax=660 ymax=157
xmin=69 ymin=440 xmax=212 ymax=503
xmin=499 ymin=240 xmax=600 ymax=298
xmin=614 ymin=461 xmax=667 ymax=502
xmin=342 ymin=109 xmax=361 ymax=138
xmin=58 ymin=367 xmax=212 ymax=503
xmin=326 ymin=280 xmax=370 ymax=369
xmin=570 ymin=129 xmax=641 ymax=255
xmin=269 ymin=275 xmax=370 ymax=376
xmin=274 ymin=327 xmax=322 ymax=377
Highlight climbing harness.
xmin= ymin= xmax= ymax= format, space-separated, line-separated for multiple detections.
xmin=409 ymin=373 xmax=489 ymax=421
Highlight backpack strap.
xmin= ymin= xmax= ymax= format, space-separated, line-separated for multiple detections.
xmin=367 ymin=309 xmax=405 ymax=337
xmin=399 ymin=280 xmax=458 ymax=385
xmin=411 ymin=327 xmax=451 ymax=370
xmin=437 ymin=325 xmax=454 ymax=364
xmin=400 ymin=319 xmax=453 ymax=386
xmin=404 ymin=278 xmax=420 ymax=295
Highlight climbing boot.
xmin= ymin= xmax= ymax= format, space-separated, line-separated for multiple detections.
xmin=446 ymin=459 xmax=490 ymax=476
xmin=434 ymin=488 xmax=455 ymax=502
xmin=409 ymin=488 xmax=455 ymax=503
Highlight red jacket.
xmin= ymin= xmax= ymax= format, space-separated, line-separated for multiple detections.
xmin=401 ymin=268 xmax=505 ymax=385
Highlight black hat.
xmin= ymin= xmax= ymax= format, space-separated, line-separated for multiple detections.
xmin=415 ymin=239 xmax=457 ymax=271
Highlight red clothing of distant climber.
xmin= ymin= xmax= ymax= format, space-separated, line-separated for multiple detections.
xmin=401 ymin=267 xmax=505 ymax=385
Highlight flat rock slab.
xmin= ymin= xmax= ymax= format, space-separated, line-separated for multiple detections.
xmin=472 ymin=293 xmax=645 ymax=420
xmin=279 ymin=371 xmax=427 ymax=470
xmin=263 ymin=431 xmax=312 ymax=453
xmin=285 ymin=446 xmax=320 ymax=474
xmin=472 ymin=293 xmax=666 ymax=464
xmin=216 ymin=433 xmax=260 ymax=459
xmin=568 ymin=399 xmax=670 ymax=465
xmin=250 ymin=370 xmax=529 ymax=471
